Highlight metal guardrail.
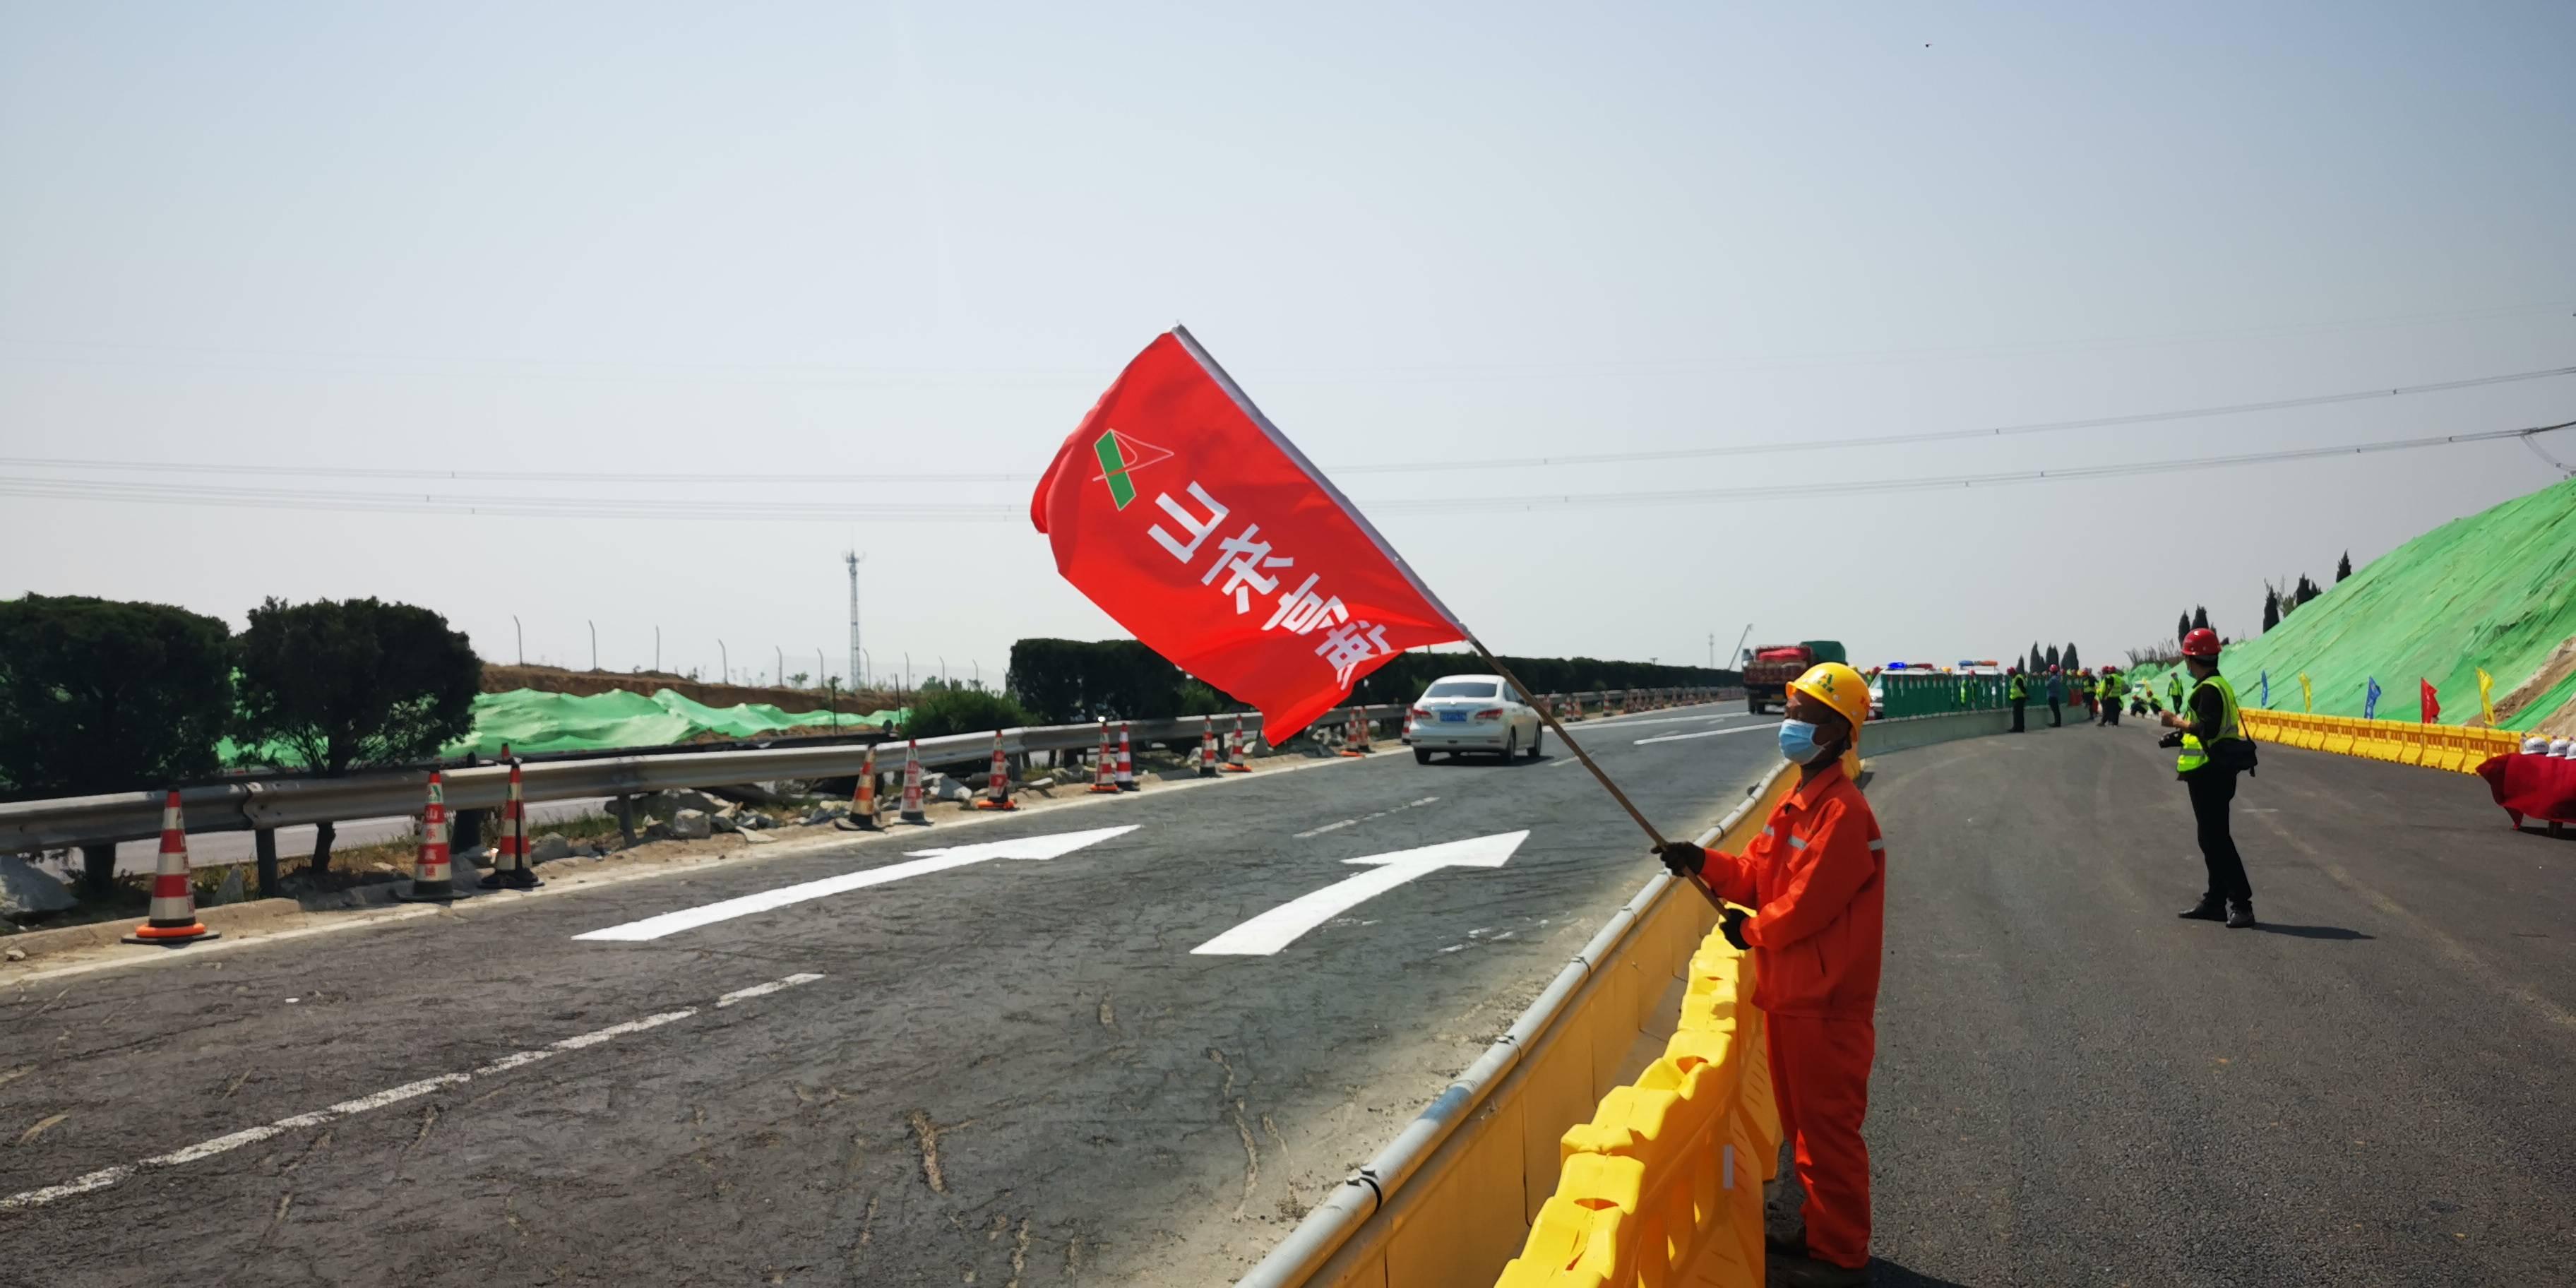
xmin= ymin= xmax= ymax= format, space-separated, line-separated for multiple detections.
xmin=0 ymin=689 xmax=1734 ymax=853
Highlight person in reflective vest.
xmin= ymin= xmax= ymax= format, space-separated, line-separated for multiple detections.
xmin=1655 ymin=662 xmax=1883 ymax=1287
xmin=2008 ymin=668 xmax=2028 ymax=733
xmin=2167 ymin=672 xmax=2186 ymax=713
xmin=2161 ymin=628 xmax=2258 ymax=928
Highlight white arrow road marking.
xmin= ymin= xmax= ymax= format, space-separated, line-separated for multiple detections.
xmin=1635 ymin=724 xmax=1777 ymax=746
xmin=1192 ymin=831 xmax=1529 ymax=956
xmin=574 ymin=825 xmax=1139 ymax=942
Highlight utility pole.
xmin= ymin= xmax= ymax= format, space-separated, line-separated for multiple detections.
xmin=1708 ymin=632 xmax=1715 ymax=669
xmin=845 ymin=551 xmax=865 ymax=691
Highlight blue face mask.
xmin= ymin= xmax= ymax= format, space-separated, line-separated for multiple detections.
xmin=1777 ymin=718 xmax=1827 ymax=764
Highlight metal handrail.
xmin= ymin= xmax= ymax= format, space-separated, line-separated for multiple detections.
xmin=0 ymin=690 xmax=1734 ymax=852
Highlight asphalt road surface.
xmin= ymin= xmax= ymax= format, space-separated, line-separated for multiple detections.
xmin=1 ymin=703 xmax=1778 ymax=1287
xmin=1842 ymin=718 xmax=2576 ymax=1287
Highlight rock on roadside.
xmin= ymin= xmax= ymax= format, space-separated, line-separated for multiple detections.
xmin=1 ymin=855 xmax=78 ymax=922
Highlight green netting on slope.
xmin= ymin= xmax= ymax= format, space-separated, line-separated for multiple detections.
xmin=2131 ymin=476 xmax=2576 ymax=730
xmin=440 ymin=688 xmax=905 ymax=758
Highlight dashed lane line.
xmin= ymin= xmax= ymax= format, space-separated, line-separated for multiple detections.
xmin=1294 ymin=797 xmax=1440 ymax=840
xmin=1633 ymin=724 xmax=1776 ymax=746
xmin=0 ymin=972 xmax=825 ymax=1212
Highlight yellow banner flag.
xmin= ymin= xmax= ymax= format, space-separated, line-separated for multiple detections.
xmin=2477 ymin=667 xmax=2496 ymax=724
xmin=2298 ymin=672 xmax=2313 ymax=712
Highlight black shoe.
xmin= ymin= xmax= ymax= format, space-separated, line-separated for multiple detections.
xmin=2177 ymin=898 xmax=2226 ymax=921
xmin=1779 ymin=1255 xmax=1873 ymax=1287
xmin=2226 ymin=902 xmax=2258 ymax=929
xmin=1766 ymin=1222 xmax=1808 ymax=1257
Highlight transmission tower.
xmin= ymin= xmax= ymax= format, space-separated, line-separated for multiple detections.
xmin=845 ymin=550 xmax=865 ymax=690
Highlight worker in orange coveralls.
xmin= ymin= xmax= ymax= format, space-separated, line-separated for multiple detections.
xmin=1655 ymin=660 xmax=1884 ymax=1287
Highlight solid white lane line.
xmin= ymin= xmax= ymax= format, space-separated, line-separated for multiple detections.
xmin=717 ymin=972 xmax=826 ymax=1007
xmin=0 ymin=973 xmax=818 ymax=1212
xmin=1634 ymin=724 xmax=1776 ymax=746
xmin=575 ymin=825 xmax=1138 ymax=943
xmin=1295 ymin=819 xmax=1356 ymax=838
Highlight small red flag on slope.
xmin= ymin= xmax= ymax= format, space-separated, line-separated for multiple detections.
xmin=1031 ymin=328 xmax=1465 ymax=742
xmin=2421 ymin=678 xmax=2440 ymax=724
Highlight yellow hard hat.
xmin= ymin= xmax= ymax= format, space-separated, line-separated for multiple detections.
xmin=1789 ymin=662 xmax=1870 ymax=730
xmin=1788 ymin=661 xmax=1868 ymax=777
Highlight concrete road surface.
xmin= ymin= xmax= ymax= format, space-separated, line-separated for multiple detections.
xmin=1836 ymin=720 xmax=2576 ymax=1287
xmin=1 ymin=704 xmax=1775 ymax=1287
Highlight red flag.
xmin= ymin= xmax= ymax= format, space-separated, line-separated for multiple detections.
xmin=2420 ymin=678 xmax=2440 ymax=724
xmin=1032 ymin=329 xmax=1465 ymax=741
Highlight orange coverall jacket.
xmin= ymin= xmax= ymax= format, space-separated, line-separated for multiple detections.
xmin=1701 ymin=761 xmax=1886 ymax=1020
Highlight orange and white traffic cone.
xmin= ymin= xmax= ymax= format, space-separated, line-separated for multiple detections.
xmin=1116 ymin=721 xmax=1138 ymax=792
xmin=974 ymin=731 xmax=1018 ymax=811
xmin=395 ymin=772 xmax=465 ymax=902
xmin=1090 ymin=721 xmax=1121 ymax=794
xmin=1222 ymin=714 xmax=1253 ymax=773
xmin=123 ymin=789 xmax=217 ymax=946
xmin=841 ymin=743 xmax=883 ymax=830
xmin=479 ymin=754 xmax=542 ymax=890
xmin=1339 ymin=710 xmax=1368 ymax=757
xmin=898 ymin=740 xmax=932 ymax=825
xmin=1198 ymin=716 xmax=1220 ymax=777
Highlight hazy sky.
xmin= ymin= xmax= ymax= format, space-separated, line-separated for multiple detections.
xmin=6 ymin=1 xmax=2573 ymax=689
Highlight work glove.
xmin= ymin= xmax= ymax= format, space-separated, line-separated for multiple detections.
xmin=1654 ymin=841 xmax=1705 ymax=878
xmin=1719 ymin=906 xmax=1750 ymax=952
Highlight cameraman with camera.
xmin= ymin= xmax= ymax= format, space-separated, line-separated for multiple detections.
xmin=2159 ymin=628 xmax=2259 ymax=928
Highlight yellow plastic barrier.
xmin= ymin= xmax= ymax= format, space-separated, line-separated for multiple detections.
xmin=1493 ymin=923 xmax=1772 ymax=1288
xmin=2238 ymin=710 xmax=2517 ymax=777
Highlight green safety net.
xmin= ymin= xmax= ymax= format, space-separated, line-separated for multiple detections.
xmin=441 ymin=688 xmax=905 ymax=758
xmin=220 ymin=688 xmax=905 ymax=767
xmin=2125 ymin=475 xmax=2576 ymax=732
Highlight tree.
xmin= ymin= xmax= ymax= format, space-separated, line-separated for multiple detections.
xmin=2177 ymin=613 xmax=2191 ymax=645
xmin=0 ymin=595 xmax=234 ymax=896
xmin=2191 ymin=606 xmax=2210 ymax=633
xmin=2027 ymin=643 xmax=2044 ymax=675
xmin=234 ymin=598 xmax=481 ymax=876
xmin=2045 ymin=644 xmax=2061 ymax=672
xmin=2262 ymin=586 xmax=2280 ymax=633
xmin=2296 ymin=574 xmax=2321 ymax=606
xmin=2063 ymin=642 xmax=2081 ymax=673
xmin=2337 ymin=551 xmax=2352 ymax=582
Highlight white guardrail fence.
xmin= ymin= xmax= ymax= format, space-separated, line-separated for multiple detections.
xmin=0 ymin=689 xmax=1734 ymax=854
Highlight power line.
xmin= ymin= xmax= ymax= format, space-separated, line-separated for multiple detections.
xmin=5 ymin=364 xmax=2568 ymax=486
xmin=6 ymin=419 xmax=2565 ymax=521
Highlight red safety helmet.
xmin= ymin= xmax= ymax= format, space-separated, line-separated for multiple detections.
xmin=2181 ymin=627 xmax=2221 ymax=658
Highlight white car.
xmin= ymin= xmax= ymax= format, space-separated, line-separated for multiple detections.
xmin=1405 ymin=674 xmax=1544 ymax=763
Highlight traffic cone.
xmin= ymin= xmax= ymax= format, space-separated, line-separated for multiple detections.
xmin=1353 ymin=711 xmax=1374 ymax=753
xmin=898 ymin=740 xmax=932 ymax=825
xmin=1116 ymin=721 xmax=1138 ymax=792
xmin=395 ymin=772 xmax=465 ymax=902
xmin=974 ymin=731 xmax=1018 ymax=811
xmin=123 ymin=789 xmax=217 ymax=946
xmin=1223 ymin=714 xmax=1253 ymax=773
xmin=1090 ymin=721 xmax=1121 ymax=794
xmin=840 ymin=742 xmax=883 ymax=830
xmin=1198 ymin=717 xmax=1220 ymax=777
xmin=479 ymin=753 xmax=542 ymax=890
xmin=1339 ymin=710 xmax=1368 ymax=757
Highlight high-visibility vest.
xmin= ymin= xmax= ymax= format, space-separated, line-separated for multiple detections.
xmin=2009 ymin=676 xmax=2027 ymax=700
xmin=2168 ymin=676 xmax=2186 ymax=706
xmin=2174 ymin=674 xmax=2244 ymax=773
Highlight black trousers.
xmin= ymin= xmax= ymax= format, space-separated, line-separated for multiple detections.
xmin=2186 ymin=768 xmax=2252 ymax=903
xmin=2047 ymin=698 xmax=2061 ymax=727
xmin=2010 ymin=699 xmax=2026 ymax=732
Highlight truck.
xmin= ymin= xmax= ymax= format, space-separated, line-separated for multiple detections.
xmin=1741 ymin=640 xmax=1847 ymax=715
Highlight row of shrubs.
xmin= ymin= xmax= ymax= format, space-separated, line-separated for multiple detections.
xmin=1001 ymin=637 xmax=1739 ymax=724
xmin=0 ymin=594 xmax=481 ymax=888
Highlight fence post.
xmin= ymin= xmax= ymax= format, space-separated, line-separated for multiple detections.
xmin=254 ymin=827 xmax=280 ymax=898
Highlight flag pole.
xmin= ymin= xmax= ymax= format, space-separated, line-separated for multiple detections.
xmin=1463 ymin=637 xmax=1729 ymax=911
